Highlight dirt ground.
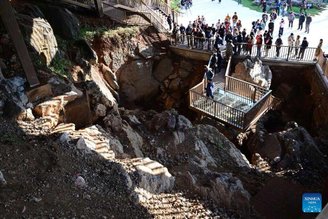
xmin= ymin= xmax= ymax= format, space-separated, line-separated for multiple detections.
xmin=0 ymin=117 xmax=152 ymax=218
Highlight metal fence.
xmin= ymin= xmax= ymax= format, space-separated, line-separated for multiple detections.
xmin=171 ymin=33 xmax=317 ymax=63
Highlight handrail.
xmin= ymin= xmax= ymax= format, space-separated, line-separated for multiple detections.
xmin=243 ymin=90 xmax=272 ymax=129
xmin=171 ymin=33 xmax=317 ymax=63
xmin=139 ymin=0 xmax=168 ymax=32
xmin=245 ymin=89 xmax=272 ymax=114
xmin=190 ymin=90 xmax=245 ymax=114
xmin=224 ymin=56 xmax=231 ymax=90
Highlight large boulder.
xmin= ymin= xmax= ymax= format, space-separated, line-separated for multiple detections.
xmin=232 ymin=58 xmax=272 ymax=89
xmin=196 ymin=172 xmax=251 ymax=213
xmin=17 ymin=14 xmax=58 ymax=66
xmin=118 ymin=60 xmax=160 ymax=104
xmin=153 ymin=58 xmax=173 ymax=81
xmin=88 ymin=65 xmax=117 ymax=108
xmin=133 ymin=157 xmax=175 ymax=193
xmin=40 ymin=6 xmax=80 ymax=40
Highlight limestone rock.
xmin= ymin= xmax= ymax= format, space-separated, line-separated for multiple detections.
xmin=70 ymin=66 xmax=85 ymax=83
xmin=41 ymin=6 xmax=80 ymax=40
xmin=103 ymin=113 xmax=123 ymax=133
xmin=134 ymin=157 xmax=175 ymax=193
xmin=118 ymin=60 xmax=159 ymax=104
xmin=121 ymin=124 xmax=144 ymax=157
xmin=89 ymin=65 xmax=117 ymax=107
xmin=210 ymin=173 xmax=250 ymax=212
xmin=153 ymin=58 xmax=173 ymax=81
xmin=17 ymin=14 xmax=58 ymax=66
xmin=26 ymin=84 xmax=53 ymax=103
xmin=74 ymin=175 xmax=87 ymax=188
xmin=168 ymin=77 xmax=180 ymax=91
xmin=99 ymin=64 xmax=119 ymax=91
xmin=76 ymin=137 xmax=96 ymax=154
xmin=95 ymin=104 xmax=107 ymax=117
xmin=176 ymin=115 xmax=192 ymax=131
xmin=17 ymin=108 xmax=35 ymax=121
xmin=232 ymin=58 xmax=272 ymax=89
xmin=258 ymin=134 xmax=282 ymax=160
xmin=137 ymin=44 xmax=154 ymax=59
xmin=108 ymin=136 xmax=124 ymax=155
xmin=0 ymin=170 xmax=6 ymax=186
xmin=59 ymin=132 xmax=71 ymax=144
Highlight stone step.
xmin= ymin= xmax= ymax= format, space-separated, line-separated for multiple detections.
xmin=52 ymin=123 xmax=76 ymax=134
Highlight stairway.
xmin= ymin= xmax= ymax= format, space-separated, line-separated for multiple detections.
xmin=102 ymin=0 xmax=170 ymax=32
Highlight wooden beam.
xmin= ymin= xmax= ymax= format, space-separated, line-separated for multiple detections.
xmin=94 ymin=0 xmax=104 ymax=17
xmin=0 ymin=0 xmax=40 ymax=87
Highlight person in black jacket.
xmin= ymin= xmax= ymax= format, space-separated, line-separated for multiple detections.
xmin=179 ymin=24 xmax=186 ymax=44
xmin=167 ymin=14 xmax=172 ymax=31
xmin=268 ymin=19 xmax=274 ymax=35
xmin=186 ymin=24 xmax=193 ymax=48
xmin=298 ymin=13 xmax=305 ymax=30
xmin=275 ymin=36 xmax=283 ymax=57
xmin=298 ymin=37 xmax=309 ymax=59
xmin=305 ymin=15 xmax=312 ymax=33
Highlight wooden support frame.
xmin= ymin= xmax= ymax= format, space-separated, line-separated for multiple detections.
xmin=94 ymin=0 xmax=104 ymax=17
xmin=0 ymin=0 xmax=40 ymax=87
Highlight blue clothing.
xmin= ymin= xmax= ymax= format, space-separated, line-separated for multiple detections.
xmin=206 ymin=81 xmax=214 ymax=98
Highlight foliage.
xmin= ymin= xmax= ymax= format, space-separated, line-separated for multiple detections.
xmin=239 ymin=0 xmax=324 ymax=16
xmin=80 ymin=26 xmax=139 ymax=41
xmin=48 ymin=55 xmax=72 ymax=79
xmin=170 ymin=0 xmax=182 ymax=12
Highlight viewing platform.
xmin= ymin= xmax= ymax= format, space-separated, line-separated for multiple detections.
xmin=189 ymin=57 xmax=273 ymax=130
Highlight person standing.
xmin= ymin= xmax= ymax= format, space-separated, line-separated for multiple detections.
xmin=186 ymin=24 xmax=193 ymax=48
xmin=167 ymin=14 xmax=172 ymax=31
xmin=205 ymin=65 xmax=214 ymax=81
xmin=264 ymin=32 xmax=272 ymax=57
xmin=206 ymin=80 xmax=214 ymax=99
xmin=305 ymin=15 xmax=312 ymax=33
xmin=279 ymin=18 xmax=285 ymax=36
xmin=232 ymin=12 xmax=238 ymax=28
xmin=262 ymin=0 xmax=267 ymax=13
xmin=298 ymin=13 xmax=305 ymax=30
xmin=179 ymin=24 xmax=186 ymax=44
xmin=268 ymin=19 xmax=274 ymax=35
xmin=287 ymin=33 xmax=295 ymax=54
xmin=294 ymin=35 xmax=301 ymax=57
xmin=275 ymin=36 xmax=283 ymax=57
xmin=225 ymin=40 xmax=234 ymax=59
xmin=314 ymin=39 xmax=323 ymax=61
xmin=216 ymin=49 xmax=223 ymax=73
xmin=256 ymin=34 xmax=263 ymax=58
xmin=288 ymin=11 xmax=295 ymax=28
xmin=298 ymin=37 xmax=309 ymax=59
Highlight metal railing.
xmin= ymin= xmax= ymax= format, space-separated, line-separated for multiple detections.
xmin=171 ymin=33 xmax=317 ymax=63
xmin=170 ymin=33 xmax=218 ymax=51
xmin=243 ymin=90 xmax=272 ymax=130
xmin=235 ymin=43 xmax=317 ymax=62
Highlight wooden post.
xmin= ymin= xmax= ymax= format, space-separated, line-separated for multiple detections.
xmin=94 ymin=0 xmax=104 ymax=17
xmin=0 ymin=0 xmax=39 ymax=87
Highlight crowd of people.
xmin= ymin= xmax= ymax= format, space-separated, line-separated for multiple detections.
xmin=169 ymin=0 xmax=323 ymax=62
xmin=168 ymin=0 xmax=325 ymax=99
